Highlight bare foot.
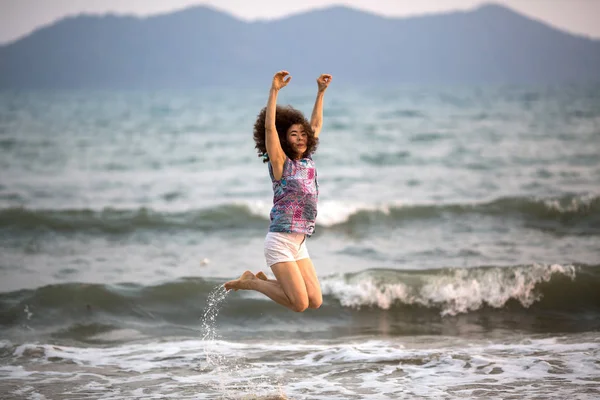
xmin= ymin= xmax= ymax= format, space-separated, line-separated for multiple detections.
xmin=224 ymin=271 xmax=256 ymax=291
xmin=256 ymin=271 xmax=268 ymax=281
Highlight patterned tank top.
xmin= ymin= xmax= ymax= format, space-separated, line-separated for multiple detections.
xmin=268 ymin=156 xmax=319 ymax=236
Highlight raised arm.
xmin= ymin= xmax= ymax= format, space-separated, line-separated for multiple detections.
xmin=266 ymin=70 xmax=291 ymax=180
xmin=310 ymin=74 xmax=332 ymax=138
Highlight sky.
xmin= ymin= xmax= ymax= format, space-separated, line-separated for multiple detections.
xmin=1 ymin=0 xmax=600 ymax=45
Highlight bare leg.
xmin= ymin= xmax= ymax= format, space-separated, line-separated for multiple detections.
xmin=224 ymin=262 xmax=309 ymax=312
xmin=256 ymin=260 xmax=322 ymax=308
xmin=223 ymin=270 xmax=299 ymax=311
xmin=296 ymin=258 xmax=323 ymax=309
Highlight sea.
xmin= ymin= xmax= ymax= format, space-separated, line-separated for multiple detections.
xmin=0 ymin=84 xmax=599 ymax=399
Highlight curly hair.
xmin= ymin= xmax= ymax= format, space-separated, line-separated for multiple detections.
xmin=253 ymin=105 xmax=318 ymax=163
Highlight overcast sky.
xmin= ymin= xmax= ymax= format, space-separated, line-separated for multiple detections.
xmin=2 ymin=0 xmax=600 ymax=45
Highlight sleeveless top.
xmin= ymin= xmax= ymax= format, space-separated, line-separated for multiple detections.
xmin=268 ymin=156 xmax=319 ymax=236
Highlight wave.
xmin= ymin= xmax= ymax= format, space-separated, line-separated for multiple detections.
xmin=321 ymin=263 xmax=600 ymax=316
xmin=0 ymin=204 xmax=267 ymax=233
xmin=1 ymin=194 xmax=597 ymax=234
xmin=1 ymin=264 xmax=598 ymax=328
xmin=332 ymin=194 xmax=600 ymax=235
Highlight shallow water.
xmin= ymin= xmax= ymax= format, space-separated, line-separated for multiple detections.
xmin=1 ymin=334 xmax=599 ymax=399
xmin=1 ymin=85 xmax=599 ymax=398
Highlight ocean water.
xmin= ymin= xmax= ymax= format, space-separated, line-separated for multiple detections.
xmin=0 ymin=85 xmax=599 ymax=399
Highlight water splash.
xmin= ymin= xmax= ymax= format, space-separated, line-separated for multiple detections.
xmin=24 ymin=305 xmax=33 ymax=320
xmin=200 ymin=285 xmax=228 ymax=366
xmin=199 ymin=284 xmax=288 ymax=399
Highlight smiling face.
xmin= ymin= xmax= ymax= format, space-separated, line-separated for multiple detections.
xmin=253 ymin=105 xmax=318 ymax=163
xmin=286 ymin=123 xmax=308 ymax=159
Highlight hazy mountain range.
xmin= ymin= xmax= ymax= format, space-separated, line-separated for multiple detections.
xmin=1 ymin=3 xmax=599 ymax=88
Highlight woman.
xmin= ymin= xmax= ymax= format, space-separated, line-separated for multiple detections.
xmin=224 ymin=70 xmax=332 ymax=312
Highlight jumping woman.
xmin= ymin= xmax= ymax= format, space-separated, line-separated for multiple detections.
xmin=224 ymin=70 xmax=332 ymax=312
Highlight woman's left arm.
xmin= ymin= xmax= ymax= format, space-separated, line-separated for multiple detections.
xmin=310 ymin=74 xmax=332 ymax=138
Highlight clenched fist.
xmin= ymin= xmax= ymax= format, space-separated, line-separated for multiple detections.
xmin=271 ymin=70 xmax=291 ymax=91
xmin=317 ymin=74 xmax=332 ymax=93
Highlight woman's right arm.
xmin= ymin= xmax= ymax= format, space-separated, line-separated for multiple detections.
xmin=266 ymin=70 xmax=291 ymax=181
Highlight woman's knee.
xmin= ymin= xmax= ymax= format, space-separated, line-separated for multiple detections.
xmin=308 ymin=294 xmax=323 ymax=309
xmin=282 ymin=284 xmax=309 ymax=312
xmin=291 ymin=296 xmax=309 ymax=312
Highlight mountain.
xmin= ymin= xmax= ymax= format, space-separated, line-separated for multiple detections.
xmin=0 ymin=3 xmax=599 ymax=88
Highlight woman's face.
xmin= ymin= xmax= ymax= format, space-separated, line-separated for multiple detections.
xmin=286 ymin=123 xmax=307 ymax=158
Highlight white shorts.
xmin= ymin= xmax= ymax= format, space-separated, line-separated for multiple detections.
xmin=264 ymin=232 xmax=310 ymax=268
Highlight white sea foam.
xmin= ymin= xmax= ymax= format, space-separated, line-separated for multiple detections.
xmin=2 ymin=335 xmax=599 ymax=399
xmin=315 ymin=200 xmax=393 ymax=227
xmin=321 ymin=263 xmax=577 ymax=315
xmin=541 ymin=193 xmax=598 ymax=213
